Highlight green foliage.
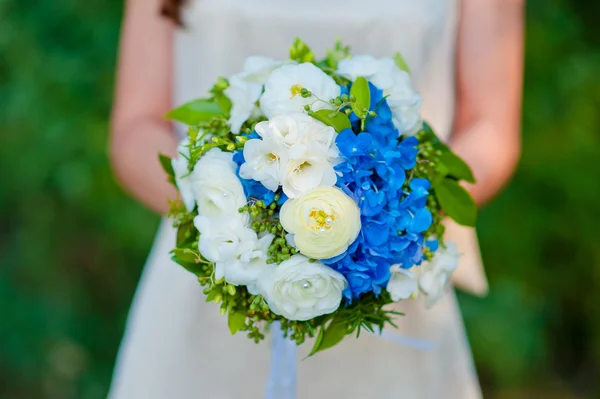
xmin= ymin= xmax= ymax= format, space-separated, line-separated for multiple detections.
xmin=393 ymin=52 xmax=411 ymax=74
xmin=309 ymin=109 xmax=352 ymax=132
xmin=164 ymin=98 xmax=223 ymax=125
xmin=289 ymin=38 xmax=316 ymax=63
xmin=349 ymin=76 xmax=370 ymax=123
xmin=434 ymin=179 xmax=477 ymax=227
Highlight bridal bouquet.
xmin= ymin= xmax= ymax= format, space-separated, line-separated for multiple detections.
xmin=162 ymin=40 xmax=476 ymax=354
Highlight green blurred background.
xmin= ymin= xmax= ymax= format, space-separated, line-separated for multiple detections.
xmin=1 ymin=0 xmax=599 ymax=397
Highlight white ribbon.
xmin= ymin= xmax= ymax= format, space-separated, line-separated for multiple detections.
xmin=264 ymin=322 xmax=434 ymax=399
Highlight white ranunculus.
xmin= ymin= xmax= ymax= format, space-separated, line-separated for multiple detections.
xmin=259 ymin=63 xmax=341 ymax=118
xmin=238 ymin=137 xmax=287 ymax=192
xmin=417 ymin=242 xmax=460 ymax=307
xmin=257 ymin=254 xmax=346 ymax=321
xmin=195 ymin=216 xmax=274 ymax=294
xmin=171 ymin=138 xmax=196 ymax=211
xmin=386 ymin=266 xmax=418 ymax=302
xmin=224 ymin=76 xmax=262 ymax=134
xmin=280 ymin=186 xmax=361 ymax=259
xmin=190 ymin=148 xmax=248 ymax=222
xmin=337 ymin=56 xmax=422 ymax=136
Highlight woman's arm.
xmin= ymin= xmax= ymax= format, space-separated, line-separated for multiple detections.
xmin=110 ymin=0 xmax=178 ymax=214
xmin=451 ymin=0 xmax=525 ymax=205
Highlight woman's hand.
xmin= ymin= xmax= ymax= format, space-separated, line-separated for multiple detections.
xmin=110 ymin=0 xmax=178 ymax=214
xmin=451 ymin=0 xmax=525 ymax=206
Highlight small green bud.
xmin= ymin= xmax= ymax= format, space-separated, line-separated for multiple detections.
xmin=349 ymin=94 xmax=356 ymax=102
xmin=344 ymin=108 xmax=352 ymax=116
xmin=214 ymin=294 xmax=223 ymax=304
xmin=268 ymin=210 xmax=274 ymax=216
xmin=227 ymin=285 xmax=236 ymax=296
xmin=274 ymin=194 xmax=280 ymax=201
xmin=304 ymin=104 xmax=311 ymax=111
xmin=340 ymin=94 xmax=349 ymax=102
xmin=226 ymin=143 xmax=235 ymax=151
xmin=270 ymin=202 xmax=277 ymax=210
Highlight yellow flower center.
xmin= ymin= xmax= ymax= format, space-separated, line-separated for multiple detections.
xmin=290 ymin=84 xmax=303 ymax=98
xmin=294 ymin=161 xmax=310 ymax=172
xmin=267 ymin=153 xmax=278 ymax=162
xmin=308 ymin=209 xmax=335 ymax=232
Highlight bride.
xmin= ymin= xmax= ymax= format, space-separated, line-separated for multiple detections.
xmin=108 ymin=0 xmax=524 ymax=397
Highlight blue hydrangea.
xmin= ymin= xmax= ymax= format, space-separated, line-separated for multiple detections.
xmin=324 ymin=83 xmax=433 ymax=300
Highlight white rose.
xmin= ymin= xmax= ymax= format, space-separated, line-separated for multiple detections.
xmin=224 ymin=76 xmax=262 ymax=134
xmin=337 ymin=56 xmax=422 ymax=136
xmin=386 ymin=266 xmax=419 ymax=302
xmin=260 ymin=63 xmax=341 ymax=118
xmin=257 ymin=254 xmax=347 ymax=321
xmin=190 ymin=148 xmax=248 ymax=221
xmin=280 ymin=186 xmax=361 ymax=259
xmin=171 ymin=138 xmax=196 ymax=211
xmin=195 ymin=216 xmax=274 ymax=294
xmin=418 ymin=242 xmax=460 ymax=307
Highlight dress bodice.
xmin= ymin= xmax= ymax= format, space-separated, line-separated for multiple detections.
xmin=175 ymin=0 xmax=458 ymax=140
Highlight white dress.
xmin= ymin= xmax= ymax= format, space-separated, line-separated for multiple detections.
xmin=109 ymin=0 xmax=485 ymax=397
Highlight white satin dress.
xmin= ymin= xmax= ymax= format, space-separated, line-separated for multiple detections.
xmin=109 ymin=0 xmax=487 ymax=397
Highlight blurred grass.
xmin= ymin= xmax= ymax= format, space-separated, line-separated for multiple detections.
xmin=0 ymin=0 xmax=599 ymax=398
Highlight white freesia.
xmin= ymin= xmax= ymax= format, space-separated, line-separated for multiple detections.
xmin=194 ymin=216 xmax=274 ymax=294
xmin=238 ymin=56 xmax=289 ymax=83
xmin=260 ymin=63 xmax=340 ymax=118
xmin=257 ymin=254 xmax=347 ymax=321
xmin=224 ymin=76 xmax=262 ymax=134
xmin=417 ymin=242 xmax=460 ymax=307
xmin=171 ymin=138 xmax=196 ymax=211
xmin=224 ymin=56 xmax=288 ymax=133
xmin=386 ymin=266 xmax=419 ymax=302
xmin=190 ymin=148 xmax=248 ymax=222
xmin=337 ymin=55 xmax=422 ymax=135
xmin=238 ymin=136 xmax=287 ymax=192
xmin=240 ymin=114 xmax=340 ymax=197
xmin=281 ymin=152 xmax=338 ymax=198
xmin=280 ymin=186 xmax=361 ymax=259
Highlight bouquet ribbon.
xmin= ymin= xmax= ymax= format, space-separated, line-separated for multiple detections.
xmin=265 ymin=321 xmax=434 ymax=399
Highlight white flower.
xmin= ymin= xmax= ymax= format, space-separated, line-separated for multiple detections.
xmin=190 ymin=148 xmax=248 ymax=222
xmin=281 ymin=152 xmax=337 ymax=198
xmin=171 ymin=138 xmax=196 ymax=211
xmin=238 ymin=136 xmax=287 ymax=192
xmin=257 ymin=254 xmax=346 ymax=321
xmin=386 ymin=266 xmax=419 ymax=302
xmin=224 ymin=76 xmax=262 ymax=134
xmin=280 ymin=186 xmax=361 ymax=259
xmin=195 ymin=216 xmax=274 ymax=294
xmin=337 ymin=56 xmax=422 ymax=135
xmin=239 ymin=114 xmax=340 ymax=197
xmin=417 ymin=242 xmax=460 ymax=307
xmin=260 ymin=63 xmax=340 ymax=118
xmin=238 ymin=56 xmax=289 ymax=84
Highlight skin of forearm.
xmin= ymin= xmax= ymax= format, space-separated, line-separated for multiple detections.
xmin=110 ymin=119 xmax=179 ymax=214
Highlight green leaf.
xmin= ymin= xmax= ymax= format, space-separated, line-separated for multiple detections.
xmin=159 ymin=153 xmax=174 ymax=175
xmin=171 ymin=248 xmax=199 ymax=263
xmin=164 ymin=98 xmax=222 ymax=125
xmin=350 ymin=77 xmax=370 ymax=119
xmin=228 ymin=311 xmax=246 ymax=335
xmin=310 ymin=109 xmax=352 ymax=133
xmin=435 ymin=179 xmax=477 ymax=227
xmin=430 ymin=162 xmax=449 ymax=188
xmin=289 ymin=38 xmax=315 ymax=63
xmin=308 ymin=317 xmax=348 ymax=356
xmin=214 ymin=93 xmax=232 ymax=116
xmin=176 ymin=220 xmax=196 ymax=247
xmin=393 ymin=52 xmax=411 ymax=74
xmin=438 ymin=152 xmax=476 ymax=183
